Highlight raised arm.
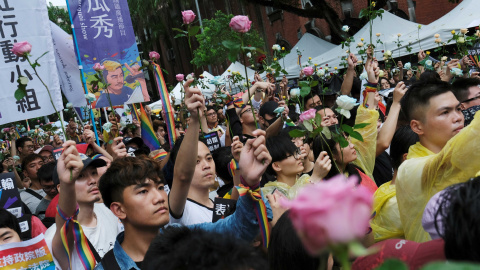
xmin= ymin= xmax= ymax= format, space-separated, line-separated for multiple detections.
xmin=169 ymin=79 xmax=204 ymax=217
xmin=376 ymin=82 xmax=407 ymax=156
xmin=52 ymin=141 xmax=84 ymax=270
xmin=341 ymin=53 xmax=358 ymax=96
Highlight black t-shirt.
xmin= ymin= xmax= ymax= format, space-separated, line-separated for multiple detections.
xmin=135 ymin=261 xmax=142 ymax=268
xmin=372 ymin=151 xmax=393 ymax=187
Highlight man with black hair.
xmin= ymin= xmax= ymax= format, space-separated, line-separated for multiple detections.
xmin=396 ymin=79 xmax=480 ymax=242
xmin=451 ymin=77 xmax=480 ymax=126
xmin=0 ymin=208 xmax=22 ymax=245
xmin=19 ymin=154 xmax=45 ymax=213
xmin=16 ymin=137 xmax=34 ymax=162
xmin=35 ymin=162 xmax=58 ymax=220
xmin=142 ymin=226 xmax=268 ymax=270
xmin=46 ymin=143 xmax=121 ymax=270
xmin=94 ymin=79 xmax=272 ymax=269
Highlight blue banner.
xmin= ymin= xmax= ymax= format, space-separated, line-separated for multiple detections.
xmin=66 ymin=0 xmax=149 ymax=108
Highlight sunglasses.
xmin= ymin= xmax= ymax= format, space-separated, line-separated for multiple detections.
xmin=461 ymin=94 xmax=480 ymax=104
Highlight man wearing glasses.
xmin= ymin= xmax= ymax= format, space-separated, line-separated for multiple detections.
xmin=206 ymin=105 xmax=225 ymax=146
xmin=452 ymin=78 xmax=480 ymax=126
xmin=35 ymin=145 xmax=55 ymax=163
xmin=35 ymin=162 xmax=58 ymax=221
xmin=15 ymin=137 xmax=35 ymax=163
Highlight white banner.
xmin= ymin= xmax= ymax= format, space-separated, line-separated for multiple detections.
xmin=50 ymin=21 xmax=87 ymax=108
xmin=0 ymin=0 xmax=63 ymax=125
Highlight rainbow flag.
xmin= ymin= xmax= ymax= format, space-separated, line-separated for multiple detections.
xmin=152 ymin=62 xmax=177 ymax=149
xmin=153 ymin=151 xmax=167 ymax=160
xmin=136 ymin=103 xmax=161 ymax=151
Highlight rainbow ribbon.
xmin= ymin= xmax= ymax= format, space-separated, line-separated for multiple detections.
xmin=227 ymin=159 xmax=239 ymax=177
xmin=152 ymin=63 xmax=177 ymax=149
xmin=153 ymin=151 xmax=167 ymax=160
xmin=91 ymin=154 xmax=103 ymax=160
xmin=236 ymin=176 xmax=271 ymax=248
xmin=56 ymin=205 xmax=96 ymax=270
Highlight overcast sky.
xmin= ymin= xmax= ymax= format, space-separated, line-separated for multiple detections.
xmin=46 ymin=0 xmax=67 ymax=6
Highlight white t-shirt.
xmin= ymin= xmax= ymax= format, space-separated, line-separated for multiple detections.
xmin=169 ymin=198 xmax=213 ymax=226
xmin=19 ymin=188 xmax=46 ymax=214
xmin=45 ymin=203 xmax=123 ymax=269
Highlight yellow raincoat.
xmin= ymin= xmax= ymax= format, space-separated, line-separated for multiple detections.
xmin=351 ymin=105 xmax=379 ymax=181
xmin=396 ymin=111 xmax=480 ymax=242
xmin=262 ymin=174 xmax=311 ymax=199
xmin=370 ymin=181 xmax=404 ymax=242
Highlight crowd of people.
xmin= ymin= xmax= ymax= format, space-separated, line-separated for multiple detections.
xmin=1 ymin=44 xmax=480 ymax=270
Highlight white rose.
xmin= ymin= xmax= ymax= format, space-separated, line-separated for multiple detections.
xmin=425 ymin=60 xmax=432 ymax=66
xmin=317 ymin=69 xmax=325 ymax=77
xmin=342 ymin=25 xmax=350 ymax=32
xmin=290 ymin=88 xmax=300 ymax=98
xmin=272 ymin=44 xmax=281 ymax=51
xmin=458 ymin=37 xmax=465 ymax=44
xmin=246 ymin=52 xmax=252 ymax=58
xmin=441 ymin=56 xmax=448 ymax=61
xmin=357 ymin=42 xmax=364 ymax=47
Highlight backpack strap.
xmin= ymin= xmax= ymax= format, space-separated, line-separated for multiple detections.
xmin=24 ymin=189 xmax=44 ymax=200
xmin=86 ymin=236 xmax=101 ymax=263
xmin=101 ymin=249 xmax=122 ymax=270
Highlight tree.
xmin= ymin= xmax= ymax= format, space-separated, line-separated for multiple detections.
xmin=242 ymin=0 xmax=389 ymax=42
xmin=47 ymin=3 xmax=72 ymax=34
xmin=192 ymin=11 xmax=264 ymax=67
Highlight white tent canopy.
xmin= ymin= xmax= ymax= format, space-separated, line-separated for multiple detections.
xmin=282 ymin=33 xmax=336 ymax=79
xmin=310 ymin=10 xmax=424 ymax=69
xmin=392 ymin=0 xmax=480 ymax=58
xmin=149 ymin=71 xmax=217 ymax=106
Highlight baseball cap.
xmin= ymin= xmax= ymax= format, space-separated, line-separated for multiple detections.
xmin=52 ymin=153 xmax=107 ymax=185
xmin=34 ymin=145 xmax=54 ymax=154
xmin=352 ymin=238 xmax=445 ymax=270
xmin=259 ymin=101 xmax=279 ymax=118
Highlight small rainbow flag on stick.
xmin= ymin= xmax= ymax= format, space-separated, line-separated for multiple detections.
xmin=152 ymin=62 xmax=177 ymax=149
xmin=131 ymin=103 xmax=161 ymax=151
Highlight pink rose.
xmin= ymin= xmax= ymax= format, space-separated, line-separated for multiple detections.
xmin=176 ymin=74 xmax=184 ymax=82
xmin=93 ymin=63 xmax=105 ymax=71
xmin=149 ymin=51 xmax=160 ymax=61
xmin=229 ymin=15 xmax=252 ymax=33
xmin=11 ymin=41 xmax=32 ymax=57
xmin=298 ymin=109 xmax=316 ymax=123
xmin=303 ymin=66 xmax=314 ymax=77
xmin=282 ymin=175 xmax=373 ymax=255
xmin=182 ymin=10 xmax=196 ymax=25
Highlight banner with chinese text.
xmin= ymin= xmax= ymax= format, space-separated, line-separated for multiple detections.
xmin=66 ymin=0 xmax=149 ymax=109
xmin=0 ymin=0 xmax=63 ymax=125
xmin=0 ymin=234 xmax=55 ymax=269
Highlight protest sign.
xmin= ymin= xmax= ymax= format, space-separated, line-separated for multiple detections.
xmin=0 ymin=234 xmax=55 ymax=269
xmin=212 ymin=197 xmax=237 ymax=223
xmin=50 ymin=22 xmax=87 ymax=108
xmin=66 ymin=0 xmax=149 ymax=109
xmin=202 ymin=132 xmax=221 ymax=152
xmin=0 ymin=172 xmax=23 ymax=218
xmin=0 ymin=0 xmax=63 ymax=125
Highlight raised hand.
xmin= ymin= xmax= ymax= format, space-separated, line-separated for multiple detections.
xmin=238 ymin=129 xmax=271 ymax=187
xmin=418 ymin=50 xmax=426 ymax=62
xmin=393 ymin=81 xmax=407 ymax=104
xmin=231 ymin=136 xmax=243 ymax=162
xmin=311 ymin=151 xmax=331 ymax=181
xmin=56 ymin=141 xmax=84 ymax=185
xmin=184 ymin=79 xmax=205 ymax=118
xmin=111 ymin=137 xmax=127 ymax=160
xmin=347 ymin=53 xmax=358 ymax=69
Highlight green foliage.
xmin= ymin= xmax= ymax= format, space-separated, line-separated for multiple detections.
xmin=47 ymin=3 xmax=72 ymax=34
xmin=192 ymin=11 xmax=264 ymax=67
xmin=375 ymin=259 xmax=408 ymax=270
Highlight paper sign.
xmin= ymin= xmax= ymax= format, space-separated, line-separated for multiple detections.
xmin=0 ymin=172 xmax=23 ymax=218
xmin=212 ymin=197 xmax=237 ymax=223
xmin=0 ymin=234 xmax=55 ymax=269
xmin=202 ymin=132 xmax=221 ymax=152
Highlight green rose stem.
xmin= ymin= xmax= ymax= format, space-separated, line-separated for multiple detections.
xmin=241 ymin=34 xmax=259 ymax=129
xmin=369 ymin=1 xmax=374 ymax=47
xmin=331 ymin=244 xmax=351 ymax=270
xmin=25 ymin=55 xmax=68 ymax=141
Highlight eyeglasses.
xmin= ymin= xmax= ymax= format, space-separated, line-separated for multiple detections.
xmin=206 ymin=112 xmax=217 ymax=117
xmin=42 ymin=184 xmax=57 ymax=192
xmin=285 ymin=148 xmax=302 ymax=160
xmin=240 ymin=108 xmax=258 ymax=116
xmin=25 ymin=145 xmax=35 ymax=149
xmin=41 ymin=156 xmax=55 ymax=162
xmin=461 ymin=94 xmax=480 ymax=104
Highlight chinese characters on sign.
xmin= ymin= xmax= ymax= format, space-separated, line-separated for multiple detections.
xmin=203 ymin=132 xmax=221 ymax=152
xmin=0 ymin=234 xmax=55 ymax=269
xmin=0 ymin=0 xmax=62 ymax=125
